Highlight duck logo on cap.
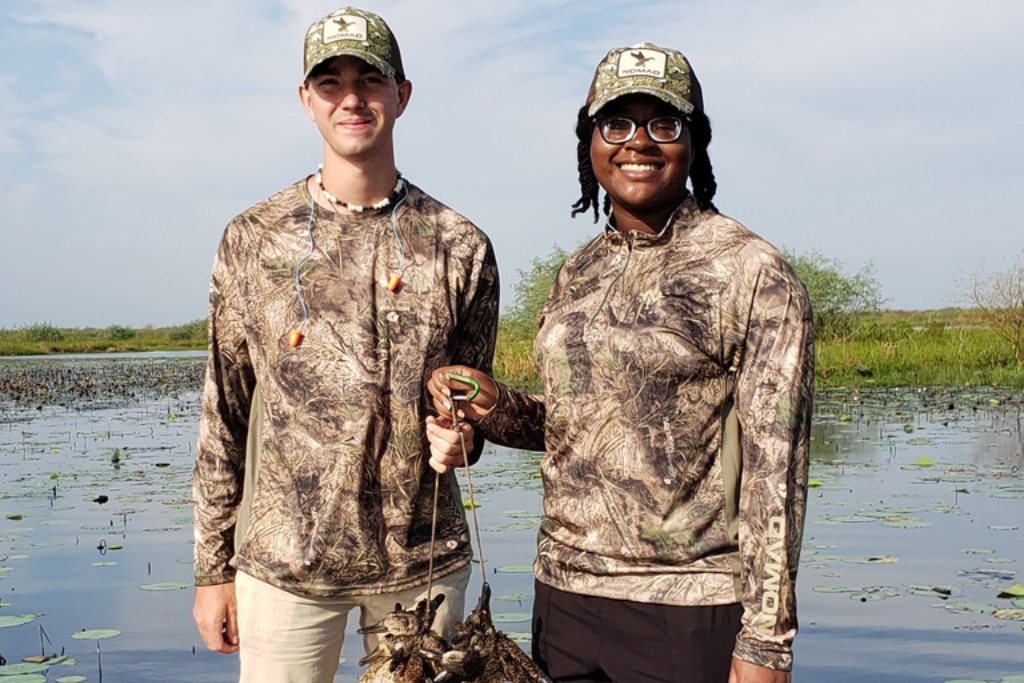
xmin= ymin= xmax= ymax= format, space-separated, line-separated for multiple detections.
xmin=631 ymin=51 xmax=654 ymax=67
xmin=618 ymin=48 xmax=666 ymax=79
xmin=325 ymin=14 xmax=367 ymax=43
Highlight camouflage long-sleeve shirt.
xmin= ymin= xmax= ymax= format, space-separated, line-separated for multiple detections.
xmin=193 ymin=178 xmax=499 ymax=597
xmin=478 ymin=196 xmax=813 ymax=671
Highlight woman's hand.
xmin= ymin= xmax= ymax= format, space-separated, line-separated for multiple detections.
xmin=427 ymin=366 xmax=498 ymax=423
xmin=426 ymin=415 xmax=475 ymax=474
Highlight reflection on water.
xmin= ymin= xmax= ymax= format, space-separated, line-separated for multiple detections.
xmin=1 ymin=364 xmax=1022 ymax=682
xmin=803 ymin=388 xmax=1023 ymax=682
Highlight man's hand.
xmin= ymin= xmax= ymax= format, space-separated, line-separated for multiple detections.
xmin=729 ymin=657 xmax=791 ymax=683
xmin=193 ymin=582 xmax=239 ymax=653
xmin=426 ymin=416 xmax=475 ymax=474
xmin=427 ymin=366 xmax=497 ymax=422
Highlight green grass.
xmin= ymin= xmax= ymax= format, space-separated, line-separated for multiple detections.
xmin=0 ymin=320 xmax=206 ymax=356
xmin=815 ymin=308 xmax=1022 ymax=387
xmin=3 ymin=311 xmax=1022 ymax=389
xmin=492 ymin=309 xmax=1024 ymax=390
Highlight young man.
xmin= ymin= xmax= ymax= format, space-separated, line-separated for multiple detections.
xmin=191 ymin=8 xmax=499 ymax=682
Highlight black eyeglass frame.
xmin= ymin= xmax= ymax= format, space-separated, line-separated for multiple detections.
xmin=593 ymin=115 xmax=688 ymax=145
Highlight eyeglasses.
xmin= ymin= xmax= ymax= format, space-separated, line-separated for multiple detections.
xmin=595 ymin=116 xmax=685 ymax=144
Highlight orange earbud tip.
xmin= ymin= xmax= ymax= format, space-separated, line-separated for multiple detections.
xmin=387 ymin=274 xmax=402 ymax=292
xmin=288 ymin=330 xmax=304 ymax=348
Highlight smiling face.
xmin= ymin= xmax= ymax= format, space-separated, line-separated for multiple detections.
xmin=590 ymin=94 xmax=692 ymax=234
xmin=298 ymin=55 xmax=412 ymax=167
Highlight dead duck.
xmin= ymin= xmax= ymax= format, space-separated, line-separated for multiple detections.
xmin=426 ymin=582 xmax=552 ymax=683
xmin=358 ymin=593 xmax=449 ymax=683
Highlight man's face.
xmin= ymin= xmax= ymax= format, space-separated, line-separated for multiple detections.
xmin=298 ymin=56 xmax=412 ymax=164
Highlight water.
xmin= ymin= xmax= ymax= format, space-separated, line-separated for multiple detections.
xmin=798 ymin=389 xmax=1024 ymax=682
xmin=1 ymin=359 xmax=1022 ymax=682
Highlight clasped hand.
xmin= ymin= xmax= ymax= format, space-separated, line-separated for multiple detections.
xmin=424 ymin=366 xmax=497 ymax=474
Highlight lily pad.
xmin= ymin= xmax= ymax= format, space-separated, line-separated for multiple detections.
xmin=849 ymin=585 xmax=900 ymax=602
xmin=495 ymin=565 xmax=533 ymax=574
xmin=0 ymin=612 xmax=44 ymax=628
xmin=993 ymin=608 xmax=1024 ymax=621
xmin=0 ymin=674 xmax=47 ymax=683
xmin=959 ymin=568 xmax=1016 ymax=581
xmin=882 ymin=517 xmax=931 ymax=529
xmin=998 ymin=583 xmax=1024 ymax=598
xmin=907 ymin=585 xmax=954 ymax=598
xmin=71 ymin=628 xmax=121 ymax=640
xmin=492 ymin=612 xmax=531 ymax=623
xmin=55 ymin=677 xmax=88 ymax=683
xmin=822 ymin=515 xmax=878 ymax=524
xmin=495 ymin=593 xmax=530 ymax=602
xmin=813 ymin=585 xmax=860 ymax=594
xmin=139 ymin=582 xmax=189 ymax=591
xmin=942 ymin=601 xmax=996 ymax=614
xmin=0 ymin=661 xmax=52 ymax=674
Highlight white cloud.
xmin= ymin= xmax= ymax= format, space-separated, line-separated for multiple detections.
xmin=0 ymin=0 xmax=1022 ymax=326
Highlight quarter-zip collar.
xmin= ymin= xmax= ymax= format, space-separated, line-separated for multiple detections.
xmin=600 ymin=193 xmax=699 ymax=248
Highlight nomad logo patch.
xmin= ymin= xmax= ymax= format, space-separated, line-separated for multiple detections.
xmin=617 ymin=49 xmax=667 ymax=78
xmin=324 ymin=14 xmax=367 ymax=43
xmin=761 ymin=515 xmax=786 ymax=616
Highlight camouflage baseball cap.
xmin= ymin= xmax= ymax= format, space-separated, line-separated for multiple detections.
xmin=303 ymin=7 xmax=405 ymax=81
xmin=585 ymin=42 xmax=703 ymax=117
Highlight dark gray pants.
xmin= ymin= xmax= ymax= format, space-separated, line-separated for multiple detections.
xmin=532 ymin=580 xmax=743 ymax=683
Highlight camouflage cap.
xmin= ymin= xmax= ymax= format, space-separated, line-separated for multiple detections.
xmin=585 ymin=42 xmax=703 ymax=117
xmin=303 ymin=7 xmax=405 ymax=81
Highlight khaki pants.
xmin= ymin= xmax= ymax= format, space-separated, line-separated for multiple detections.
xmin=235 ymin=566 xmax=471 ymax=683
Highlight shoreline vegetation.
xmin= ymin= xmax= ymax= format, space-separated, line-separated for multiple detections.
xmin=1 ymin=308 xmax=1023 ymax=389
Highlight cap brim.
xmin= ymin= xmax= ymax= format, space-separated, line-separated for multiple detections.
xmin=304 ymin=48 xmax=396 ymax=80
xmin=588 ymin=86 xmax=695 ymax=118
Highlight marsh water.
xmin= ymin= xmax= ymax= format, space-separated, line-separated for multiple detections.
xmin=1 ymin=354 xmax=1022 ymax=682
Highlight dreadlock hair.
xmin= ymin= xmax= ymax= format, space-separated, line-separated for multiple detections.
xmin=569 ymin=103 xmax=718 ymax=222
xmin=687 ymin=110 xmax=717 ymax=212
xmin=569 ymin=105 xmax=603 ymax=222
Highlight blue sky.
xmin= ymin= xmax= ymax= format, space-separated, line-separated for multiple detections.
xmin=1 ymin=0 xmax=1021 ymax=327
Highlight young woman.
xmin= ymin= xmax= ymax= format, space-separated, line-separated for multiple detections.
xmin=426 ymin=42 xmax=814 ymax=683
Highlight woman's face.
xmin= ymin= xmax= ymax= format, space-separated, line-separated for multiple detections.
xmin=590 ymin=94 xmax=692 ymax=228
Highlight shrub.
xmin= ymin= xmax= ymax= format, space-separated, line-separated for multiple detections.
xmin=783 ymin=249 xmax=886 ymax=341
xmin=105 ymin=325 xmax=136 ymax=341
xmin=505 ymin=246 xmax=567 ymax=325
xmin=22 ymin=323 xmax=65 ymax=342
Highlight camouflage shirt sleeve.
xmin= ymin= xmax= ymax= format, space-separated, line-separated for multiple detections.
xmin=192 ymin=222 xmax=256 ymax=586
xmin=477 ymin=381 xmax=546 ymax=452
xmin=448 ymin=236 xmax=501 ymax=463
xmin=731 ymin=249 xmax=815 ymax=670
